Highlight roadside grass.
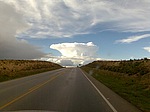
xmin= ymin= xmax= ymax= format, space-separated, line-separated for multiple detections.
xmin=0 ymin=67 xmax=60 ymax=82
xmin=0 ymin=60 xmax=62 ymax=82
xmin=81 ymin=66 xmax=150 ymax=112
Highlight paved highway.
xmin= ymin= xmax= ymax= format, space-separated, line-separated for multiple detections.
xmin=0 ymin=68 xmax=141 ymax=112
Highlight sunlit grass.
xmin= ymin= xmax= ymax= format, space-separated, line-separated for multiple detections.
xmin=0 ymin=60 xmax=62 ymax=82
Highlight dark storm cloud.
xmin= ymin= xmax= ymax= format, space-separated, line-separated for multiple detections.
xmin=0 ymin=2 xmax=45 ymax=59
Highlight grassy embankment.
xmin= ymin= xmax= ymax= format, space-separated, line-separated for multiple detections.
xmin=81 ymin=58 xmax=150 ymax=112
xmin=0 ymin=60 xmax=62 ymax=82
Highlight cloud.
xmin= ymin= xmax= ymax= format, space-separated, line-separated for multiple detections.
xmin=1 ymin=0 xmax=150 ymax=38
xmin=50 ymin=42 xmax=98 ymax=58
xmin=0 ymin=1 xmax=45 ymax=59
xmin=143 ymin=47 xmax=150 ymax=53
xmin=59 ymin=60 xmax=74 ymax=66
xmin=48 ymin=42 xmax=99 ymax=66
xmin=1 ymin=0 xmax=150 ymax=62
xmin=116 ymin=34 xmax=150 ymax=43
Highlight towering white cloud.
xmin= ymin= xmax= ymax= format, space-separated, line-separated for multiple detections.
xmin=49 ymin=42 xmax=99 ymax=66
xmin=1 ymin=0 xmax=150 ymax=38
xmin=50 ymin=42 xmax=98 ymax=58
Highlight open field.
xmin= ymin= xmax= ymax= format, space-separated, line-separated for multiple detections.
xmin=0 ymin=60 xmax=62 ymax=82
xmin=81 ymin=59 xmax=150 ymax=112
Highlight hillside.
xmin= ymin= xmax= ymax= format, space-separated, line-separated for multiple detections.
xmin=84 ymin=58 xmax=150 ymax=76
xmin=81 ymin=58 xmax=150 ymax=112
xmin=0 ymin=60 xmax=62 ymax=82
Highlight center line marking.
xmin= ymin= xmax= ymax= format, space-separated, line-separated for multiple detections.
xmin=0 ymin=73 xmax=62 ymax=110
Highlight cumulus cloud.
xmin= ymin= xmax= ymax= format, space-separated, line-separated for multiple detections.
xmin=1 ymin=0 xmax=150 ymax=38
xmin=0 ymin=2 xmax=45 ymax=59
xmin=50 ymin=42 xmax=98 ymax=58
xmin=49 ymin=42 xmax=99 ymax=66
xmin=143 ymin=47 xmax=150 ymax=53
xmin=116 ymin=34 xmax=150 ymax=43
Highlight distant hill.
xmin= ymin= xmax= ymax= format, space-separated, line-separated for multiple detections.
xmin=0 ymin=60 xmax=62 ymax=82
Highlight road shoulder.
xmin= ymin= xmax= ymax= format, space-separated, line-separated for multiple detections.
xmin=80 ymin=68 xmax=142 ymax=112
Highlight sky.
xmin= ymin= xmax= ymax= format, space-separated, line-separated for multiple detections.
xmin=0 ymin=0 xmax=150 ymax=66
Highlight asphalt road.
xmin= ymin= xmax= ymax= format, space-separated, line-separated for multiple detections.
xmin=0 ymin=68 xmax=142 ymax=112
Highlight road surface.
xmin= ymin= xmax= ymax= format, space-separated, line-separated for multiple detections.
xmin=0 ymin=68 xmax=141 ymax=112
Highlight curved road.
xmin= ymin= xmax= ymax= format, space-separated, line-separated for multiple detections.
xmin=0 ymin=68 xmax=141 ymax=112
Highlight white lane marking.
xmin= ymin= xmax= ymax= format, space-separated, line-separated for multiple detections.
xmin=80 ymin=69 xmax=118 ymax=112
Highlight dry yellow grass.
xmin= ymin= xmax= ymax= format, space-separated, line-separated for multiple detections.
xmin=0 ymin=60 xmax=62 ymax=82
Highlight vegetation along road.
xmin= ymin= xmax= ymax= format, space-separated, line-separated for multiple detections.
xmin=0 ymin=67 xmax=142 ymax=112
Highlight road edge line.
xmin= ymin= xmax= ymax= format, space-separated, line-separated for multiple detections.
xmin=80 ymin=69 xmax=118 ymax=112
